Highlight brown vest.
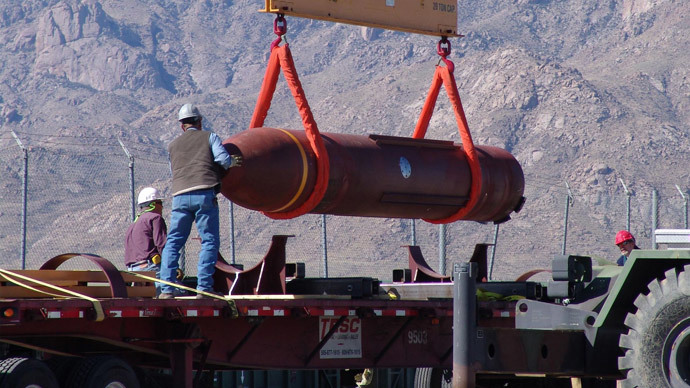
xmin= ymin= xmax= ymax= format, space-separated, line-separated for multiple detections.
xmin=168 ymin=129 xmax=222 ymax=196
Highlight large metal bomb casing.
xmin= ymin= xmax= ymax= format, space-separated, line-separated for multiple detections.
xmin=221 ymin=127 xmax=524 ymax=222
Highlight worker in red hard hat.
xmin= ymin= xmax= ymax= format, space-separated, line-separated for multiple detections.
xmin=615 ymin=230 xmax=640 ymax=266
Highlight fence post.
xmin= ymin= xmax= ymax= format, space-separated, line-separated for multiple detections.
xmin=652 ymin=189 xmax=659 ymax=249
xmin=676 ymin=185 xmax=688 ymax=229
xmin=410 ymin=219 xmax=416 ymax=246
xmin=321 ymin=214 xmax=328 ymax=278
xmin=118 ymin=138 xmax=135 ymax=222
xmin=439 ymin=224 xmax=447 ymax=276
xmin=561 ymin=181 xmax=573 ymax=255
xmin=229 ymin=200 xmax=236 ymax=264
xmin=620 ymin=178 xmax=632 ymax=232
xmin=11 ymin=131 xmax=28 ymax=269
xmin=488 ymin=223 xmax=499 ymax=280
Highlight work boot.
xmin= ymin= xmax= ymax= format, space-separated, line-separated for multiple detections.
xmin=158 ymin=292 xmax=175 ymax=299
xmin=195 ymin=291 xmax=223 ymax=299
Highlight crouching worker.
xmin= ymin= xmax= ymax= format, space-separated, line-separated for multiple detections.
xmin=124 ymin=187 xmax=167 ymax=295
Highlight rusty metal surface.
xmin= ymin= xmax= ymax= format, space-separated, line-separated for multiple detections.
xmin=0 ymin=296 xmax=615 ymax=377
xmin=407 ymin=246 xmax=452 ymax=282
xmin=0 ymin=297 xmax=454 ymax=370
xmin=213 ymin=235 xmax=290 ymax=295
xmin=39 ymin=253 xmax=128 ymax=298
xmin=221 ymin=128 xmax=524 ymax=222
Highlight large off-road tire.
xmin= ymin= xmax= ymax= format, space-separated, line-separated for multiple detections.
xmin=65 ymin=356 xmax=140 ymax=388
xmin=619 ymin=266 xmax=690 ymax=388
xmin=0 ymin=357 xmax=59 ymax=388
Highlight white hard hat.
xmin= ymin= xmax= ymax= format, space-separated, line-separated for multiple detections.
xmin=137 ymin=187 xmax=163 ymax=206
xmin=178 ymin=103 xmax=202 ymax=122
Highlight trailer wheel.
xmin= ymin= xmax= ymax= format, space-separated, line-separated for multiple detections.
xmin=414 ymin=367 xmax=451 ymax=387
xmin=619 ymin=266 xmax=690 ymax=388
xmin=65 ymin=356 xmax=140 ymax=388
xmin=0 ymin=357 xmax=59 ymax=388
xmin=45 ymin=356 xmax=77 ymax=386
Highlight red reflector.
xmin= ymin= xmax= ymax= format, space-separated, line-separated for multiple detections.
xmin=3 ymin=308 xmax=15 ymax=318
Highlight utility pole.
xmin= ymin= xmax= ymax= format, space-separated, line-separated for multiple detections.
xmin=11 ymin=131 xmax=28 ymax=269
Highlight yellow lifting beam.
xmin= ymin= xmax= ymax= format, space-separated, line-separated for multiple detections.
xmin=261 ymin=0 xmax=459 ymax=37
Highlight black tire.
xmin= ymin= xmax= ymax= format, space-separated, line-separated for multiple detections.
xmin=45 ymin=356 xmax=78 ymax=386
xmin=619 ymin=266 xmax=690 ymax=388
xmin=0 ymin=357 xmax=59 ymax=388
xmin=65 ymin=356 xmax=140 ymax=388
xmin=414 ymin=367 xmax=451 ymax=388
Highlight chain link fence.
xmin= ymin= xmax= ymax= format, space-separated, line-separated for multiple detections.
xmin=1 ymin=130 xmax=689 ymax=282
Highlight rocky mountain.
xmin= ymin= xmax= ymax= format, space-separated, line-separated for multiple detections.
xmin=0 ymin=0 xmax=688 ymax=280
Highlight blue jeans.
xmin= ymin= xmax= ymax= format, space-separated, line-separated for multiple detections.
xmin=160 ymin=189 xmax=220 ymax=293
xmin=129 ymin=261 xmax=161 ymax=296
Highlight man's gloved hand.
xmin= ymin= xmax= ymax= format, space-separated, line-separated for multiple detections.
xmin=230 ymin=154 xmax=243 ymax=167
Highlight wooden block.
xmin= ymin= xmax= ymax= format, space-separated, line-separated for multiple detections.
xmin=0 ymin=270 xmax=157 ymax=299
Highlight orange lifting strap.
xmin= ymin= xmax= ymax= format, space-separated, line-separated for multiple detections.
xmin=412 ymin=38 xmax=482 ymax=224
xmin=249 ymin=16 xmax=330 ymax=220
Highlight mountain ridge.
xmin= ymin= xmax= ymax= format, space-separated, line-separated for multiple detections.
xmin=0 ymin=0 xmax=688 ymax=279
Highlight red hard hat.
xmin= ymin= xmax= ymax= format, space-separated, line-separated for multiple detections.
xmin=615 ymin=230 xmax=635 ymax=245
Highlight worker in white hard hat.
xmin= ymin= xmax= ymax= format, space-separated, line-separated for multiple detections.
xmin=158 ymin=104 xmax=242 ymax=299
xmin=124 ymin=187 xmax=167 ymax=295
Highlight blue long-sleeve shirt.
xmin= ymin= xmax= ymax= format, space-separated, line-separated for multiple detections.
xmin=207 ymin=130 xmax=232 ymax=170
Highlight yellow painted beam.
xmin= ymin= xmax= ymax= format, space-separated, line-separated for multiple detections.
xmin=260 ymin=0 xmax=459 ymax=37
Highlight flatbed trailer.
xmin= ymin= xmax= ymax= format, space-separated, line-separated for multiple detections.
xmin=0 ymin=277 xmax=575 ymax=388
xmin=3 ymin=230 xmax=690 ymax=388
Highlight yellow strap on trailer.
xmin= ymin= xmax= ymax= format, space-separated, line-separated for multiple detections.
xmin=0 ymin=271 xmax=72 ymax=299
xmin=0 ymin=268 xmax=105 ymax=322
xmin=126 ymin=271 xmax=238 ymax=317
xmin=260 ymin=0 xmax=459 ymax=37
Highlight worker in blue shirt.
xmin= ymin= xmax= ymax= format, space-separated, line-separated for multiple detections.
xmin=159 ymin=104 xmax=242 ymax=299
